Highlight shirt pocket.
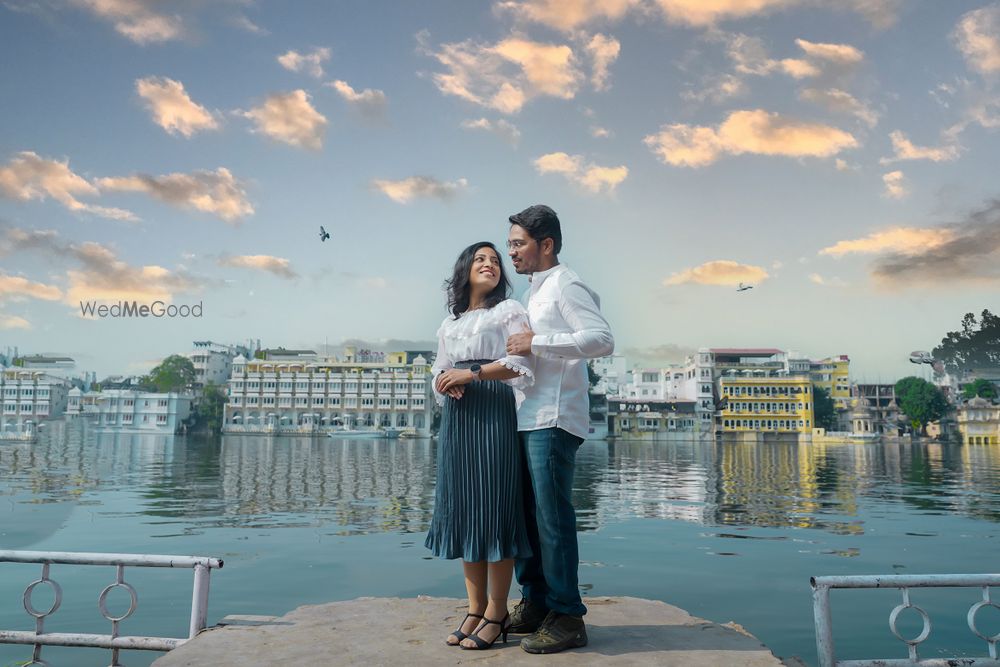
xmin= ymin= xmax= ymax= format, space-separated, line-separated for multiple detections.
xmin=528 ymin=298 xmax=560 ymax=328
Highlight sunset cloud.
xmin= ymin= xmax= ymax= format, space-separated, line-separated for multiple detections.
xmin=880 ymin=130 xmax=960 ymax=164
xmin=97 ymin=167 xmax=253 ymax=223
xmin=370 ymin=176 xmax=469 ymax=204
xmin=136 ymin=76 xmax=219 ymax=137
xmin=664 ymin=260 xmax=768 ymax=287
xmin=240 ymin=90 xmax=327 ymax=150
xmin=0 ymin=272 xmax=62 ymax=302
xmin=327 ymin=80 xmax=388 ymax=119
xmin=277 ymin=47 xmax=331 ymax=78
xmin=819 ymin=226 xmax=955 ymax=257
xmin=533 ymin=152 xmax=628 ymax=193
xmin=881 ymin=171 xmax=908 ymax=199
xmin=494 ymin=0 xmax=638 ymax=32
xmin=75 ymin=0 xmax=183 ymax=44
xmin=218 ymin=254 xmax=298 ymax=279
xmin=585 ymin=33 xmax=621 ymax=91
xmin=644 ymin=109 xmax=857 ymax=168
xmin=952 ymin=4 xmax=1000 ymax=75
xmin=421 ymin=33 xmax=583 ymax=113
xmin=0 ymin=313 xmax=31 ymax=330
xmin=0 ymin=151 xmax=137 ymax=221
xmin=461 ymin=117 xmax=522 ymax=144
xmin=799 ymin=88 xmax=878 ymax=127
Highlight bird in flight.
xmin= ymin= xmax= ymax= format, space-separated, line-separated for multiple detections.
xmin=319 ymin=226 xmax=330 ymax=242
xmin=737 ymin=282 xmax=753 ymax=292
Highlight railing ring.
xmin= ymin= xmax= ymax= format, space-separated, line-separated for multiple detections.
xmin=889 ymin=602 xmax=932 ymax=645
xmin=23 ymin=578 xmax=63 ymax=618
xmin=968 ymin=600 xmax=1000 ymax=643
xmin=98 ymin=581 xmax=139 ymax=622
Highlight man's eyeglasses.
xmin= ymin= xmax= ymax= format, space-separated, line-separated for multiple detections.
xmin=506 ymin=239 xmax=533 ymax=249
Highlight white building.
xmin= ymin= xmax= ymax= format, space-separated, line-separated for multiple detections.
xmin=187 ymin=341 xmax=248 ymax=388
xmin=223 ymin=347 xmax=434 ymax=436
xmin=67 ymin=387 xmax=192 ymax=433
xmin=0 ymin=367 xmax=70 ymax=431
xmin=591 ymin=354 xmax=628 ymax=396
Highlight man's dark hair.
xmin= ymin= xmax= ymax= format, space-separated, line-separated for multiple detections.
xmin=509 ymin=204 xmax=562 ymax=255
xmin=444 ymin=242 xmax=511 ymax=319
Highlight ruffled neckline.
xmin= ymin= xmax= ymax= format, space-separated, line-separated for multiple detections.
xmin=436 ymin=299 xmax=525 ymax=340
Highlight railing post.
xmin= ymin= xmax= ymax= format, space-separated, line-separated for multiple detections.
xmin=189 ymin=564 xmax=211 ymax=639
xmin=812 ymin=577 xmax=835 ymax=667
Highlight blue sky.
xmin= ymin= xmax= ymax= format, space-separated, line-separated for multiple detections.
xmin=0 ymin=0 xmax=998 ymax=381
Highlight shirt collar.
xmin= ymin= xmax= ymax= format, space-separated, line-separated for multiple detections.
xmin=528 ymin=263 xmax=561 ymax=288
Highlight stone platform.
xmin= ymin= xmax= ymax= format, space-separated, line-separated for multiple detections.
xmin=152 ymin=596 xmax=797 ymax=666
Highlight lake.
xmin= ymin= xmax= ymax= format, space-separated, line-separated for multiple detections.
xmin=2 ymin=418 xmax=1000 ymax=666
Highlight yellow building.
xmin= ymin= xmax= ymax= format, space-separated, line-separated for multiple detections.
xmin=720 ymin=375 xmax=815 ymax=435
xmin=809 ymin=355 xmax=851 ymax=409
xmin=957 ymin=397 xmax=1000 ymax=445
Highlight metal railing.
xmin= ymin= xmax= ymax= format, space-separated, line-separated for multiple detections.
xmin=812 ymin=573 xmax=1000 ymax=667
xmin=0 ymin=550 xmax=223 ymax=667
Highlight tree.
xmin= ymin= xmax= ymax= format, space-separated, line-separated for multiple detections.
xmin=587 ymin=361 xmax=601 ymax=388
xmin=895 ymin=376 xmax=950 ymax=436
xmin=189 ymin=382 xmax=227 ymax=433
xmin=813 ymin=385 xmax=836 ymax=430
xmin=146 ymin=355 xmax=196 ymax=393
xmin=933 ymin=309 xmax=1000 ymax=374
xmin=963 ymin=378 xmax=998 ymax=400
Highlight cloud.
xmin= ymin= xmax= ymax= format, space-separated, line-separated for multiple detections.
xmin=494 ymin=0 xmax=638 ymax=32
xmin=681 ymin=73 xmax=747 ymax=104
xmin=727 ymin=34 xmax=862 ymax=80
xmin=240 ymin=90 xmax=327 ymax=150
xmin=880 ymin=130 xmax=960 ymax=164
xmin=135 ymin=76 xmax=219 ymax=137
xmin=654 ymin=0 xmax=792 ymax=26
xmin=327 ymin=80 xmax=387 ymax=119
xmin=663 ymin=260 xmax=768 ymax=286
xmin=0 ymin=272 xmax=63 ymax=302
xmin=97 ymin=167 xmax=253 ymax=223
xmin=218 ymin=254 xmax=298 ymax=279
xmin=420 ymin=33 xmax=583 ymax=113
xmin=794 ymin=38 xmax=863 ymax=67
xmin=460 ymin=117 xmax=522 ymax=144
xmin=952 ymin=4 xmax=1000 ymax=75
xmin=585 ymin=34 xmax=620 ymax=91
xmin=370 ymin=176 xmax=469 ymax=204
xmin=799 ymin=88 xmax=878 ymax=127
xmin=277 ymin=47 xmax=331 ymax=78
xmin=0 ymin=151 xmax=137 ymax=221
xmin=231 ymin=14 xmax=267 ymax=35
xmin=590 ymin=125 xmax=612 ymax=138
xmin=73 ymin=0 xmax=183 ymax=44
xmin=533 ymin=152 xmax=628 ymax=193
xmin=644 ymin=109 xmax=857 ymax=168
xmin=881 ymin=171 xmax=908 ymax=199
xmin=808 ymin=273 xmax=848 ymax=287
xmin=823 ymin=201 xmax=1000 ymax=287
xmin=820 ymin=226 xmax=954 ymax=258
xmin=0 ymin=226 xmax=204 ymax=305
xmin=0 ymin=313 xmax=31 ymax=330
xmin=623 ymin=343 xmax=699 ymax=367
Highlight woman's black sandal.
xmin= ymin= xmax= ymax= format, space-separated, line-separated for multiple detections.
xmin=447 ymin=613 xmax=483 ymax=645
xmin=460 ymin=612 xmax=511 ymax=650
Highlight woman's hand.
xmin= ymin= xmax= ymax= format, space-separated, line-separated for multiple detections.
xmin=436 ymin=368 xmax=474 ymax=393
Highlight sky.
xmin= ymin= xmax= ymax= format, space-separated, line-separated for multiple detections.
xmin=0 ymin=0 xmax=998 ymax=382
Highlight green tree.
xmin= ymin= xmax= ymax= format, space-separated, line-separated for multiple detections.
xmin=813 ymin=385 xmax=836 ymax=430
xmin=932 ymin=309 xmax=1000 ymax=374
xmin=146 ymin=355 xmax=196 ymax=393
xmin=190 ymin=382 xmax=227 ymax=433
xmin=963 ymin=378 xmax=999 ymax=400
xmin=894 ymin=376 xmax=950 ymax=436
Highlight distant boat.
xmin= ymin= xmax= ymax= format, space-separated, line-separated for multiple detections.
xmin=326 ymin=418 xmax=402 ymax=439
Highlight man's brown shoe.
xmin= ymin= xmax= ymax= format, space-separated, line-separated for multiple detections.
xmin=520 ymin=611 xmax=588 ymax=654
xmin=509 ymin=598 xmax=549 ymax=634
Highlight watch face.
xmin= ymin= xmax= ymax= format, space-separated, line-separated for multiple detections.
xmin=471 ymin=364 xmax=482 ymax=374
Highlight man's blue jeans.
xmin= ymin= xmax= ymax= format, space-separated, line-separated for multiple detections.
xmin=515 ymin=427 xmax=587 ymax=617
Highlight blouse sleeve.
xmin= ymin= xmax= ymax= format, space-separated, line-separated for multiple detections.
xmin=430 ymin=321 xmax=453 ymax=406
xmin=496 ymin=301 xmax=535 ymax=391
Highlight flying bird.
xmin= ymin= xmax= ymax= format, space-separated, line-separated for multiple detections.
xmin=737 ymin=282 xmax=753 ymax=292
xmin=319 ymin=226 xmax=330 ymax=242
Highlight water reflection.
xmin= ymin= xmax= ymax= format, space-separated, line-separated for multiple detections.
xmin=4 ymin=424 xmax=1000 ymax=541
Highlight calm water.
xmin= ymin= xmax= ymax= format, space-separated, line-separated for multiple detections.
xmin=2 ymin=419 xmax=1000 ymax=666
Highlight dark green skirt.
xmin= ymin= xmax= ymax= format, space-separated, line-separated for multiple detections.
xmin=425 ymin=360 xmax=532 ymax=562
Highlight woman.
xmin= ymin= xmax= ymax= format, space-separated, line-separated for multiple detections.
xmin=425 ymin=241 xmax=534 ymax=650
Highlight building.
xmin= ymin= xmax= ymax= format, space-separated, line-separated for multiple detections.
xmin=607 ymin=398 xmax=699 ymax=439
xmin=68 ymin=388 xmax=193 ymax=433
xmin=851 ymin=384 xmax=904 ymax=435
xmin=0 ymin=367 xmax=70 ymax=432
xmin=223 ymin=347 xmax=434 ymax=436
xmin=719 ymin=375 xmax=815 ymax=439
xmin=188 ymin=341 xmax=250 ymax=389
xmin=957 ymin=397 xmax=1000 ymax=445
xmin=591 ymin=354 xmax=628 ymax=396
xmin=809 ymin=355 xmax=851 ymax=410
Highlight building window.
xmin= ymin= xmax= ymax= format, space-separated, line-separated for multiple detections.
xmin=157 ymin=415 xmax=167 ymax=424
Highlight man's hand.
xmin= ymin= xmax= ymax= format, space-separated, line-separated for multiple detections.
xmin=436 ymin=368 xmax=474 ymax=394
xmin=506 ymin=329 xmax=535 ymax=356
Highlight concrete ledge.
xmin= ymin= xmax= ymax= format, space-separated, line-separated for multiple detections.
xmin=153 ymin=596 xmax=789 ymax=666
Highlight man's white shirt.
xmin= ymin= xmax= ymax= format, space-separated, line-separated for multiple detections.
xmin=518 ymin=264 xmax=614 ymax=439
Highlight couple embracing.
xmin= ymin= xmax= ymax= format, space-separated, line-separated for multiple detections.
xmin=425 ymin=204 xmax=614 ymax=654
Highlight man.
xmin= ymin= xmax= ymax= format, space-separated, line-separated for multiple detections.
xmin=504 ymin=204 xmax=614 ymax=654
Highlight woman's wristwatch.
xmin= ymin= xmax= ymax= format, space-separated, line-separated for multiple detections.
xmin=469 ymin=364 xmax=482 ymax=381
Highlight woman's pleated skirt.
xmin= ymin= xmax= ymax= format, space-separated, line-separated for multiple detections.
xmin=424 ymin=361 xmax=532 ymax=562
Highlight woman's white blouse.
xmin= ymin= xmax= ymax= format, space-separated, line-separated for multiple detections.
xmin=431 ymin=299 xmax=535 ymax=406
